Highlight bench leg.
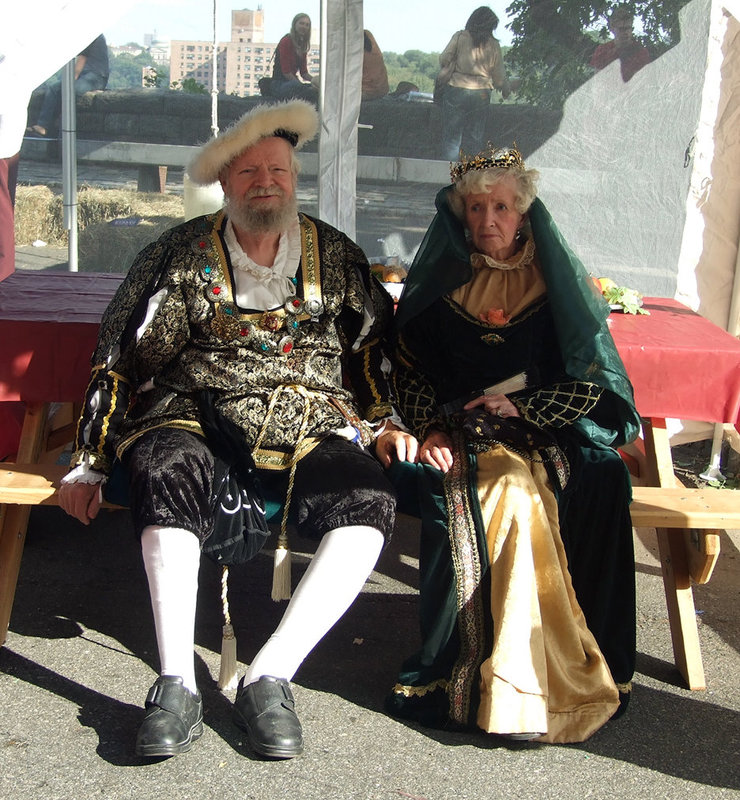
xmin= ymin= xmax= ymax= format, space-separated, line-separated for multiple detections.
xmin=656 ymin=526 xmax=706 ymax=690
xmin=0 ymin=402 xmax=48 ymax=646
xmin=642 ymin=417 xmax=706 ymax=690
xmin=137 ymin=165 xmax=167 ymax=192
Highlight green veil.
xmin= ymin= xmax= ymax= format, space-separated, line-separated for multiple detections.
xmin=394 ymin=184 xmax=640 ymax=447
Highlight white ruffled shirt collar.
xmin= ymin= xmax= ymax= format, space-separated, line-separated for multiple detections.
xmin=224 ymin=216 xmax=301 ymax=309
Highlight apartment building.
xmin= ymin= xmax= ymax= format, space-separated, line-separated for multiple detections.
xmin=170 ymin=8 xmax=320 ymax=97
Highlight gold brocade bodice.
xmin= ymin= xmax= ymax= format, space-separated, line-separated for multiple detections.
xmin=449 ymin=238 xmax=546 ymax=325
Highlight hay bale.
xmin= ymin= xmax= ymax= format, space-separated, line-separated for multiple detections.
xmin=14 ymin=184 xmax=185 ymax=259
xmin=14 ymin=185 xmax=65 ymax=246
xmin=78 ymin=215 xmax=182 ymax=273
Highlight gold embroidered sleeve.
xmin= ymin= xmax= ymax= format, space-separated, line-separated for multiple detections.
xmin=341 ymin=238 xmax=396 ymax=421
xmin=392 ymin=334 xmax=446 ymax=440
xmin=512 ymin=380 xmax=603 ymax=428
xmin=70 ymin=233 xmax=189 ymax=473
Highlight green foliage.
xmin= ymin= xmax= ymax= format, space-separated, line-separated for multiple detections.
xmin=505 ymin=0 xmax=691 ymax=108
xmin=383 ymin=50 xmax=440 ymax=94
xmin=108 ymin=47 xmax=170 ymax=90
xmin=170 ymin=77 xmax=209 ymax=95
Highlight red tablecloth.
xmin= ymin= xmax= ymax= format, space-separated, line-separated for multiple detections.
xmin=1 ymin=280 xmax=739 ymax=427
xmin=0 ymin=271 xmax=124 ymax=403
xmin=608 ymin=297 xmax=740 ymax=428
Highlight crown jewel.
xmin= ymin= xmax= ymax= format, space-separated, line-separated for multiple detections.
xmin=450 ymin=144 xmax=525 ymax=182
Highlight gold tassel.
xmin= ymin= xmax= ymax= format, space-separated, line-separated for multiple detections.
xmin=271 ymin=532 xmax=292 ymax=601
xmin=218 ymin=566 xmax=239 ymax=690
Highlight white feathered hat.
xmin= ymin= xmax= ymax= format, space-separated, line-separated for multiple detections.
xmin=187 ymin=100 xmax=319 ymax=185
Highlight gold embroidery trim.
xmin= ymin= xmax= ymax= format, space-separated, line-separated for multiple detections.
xmin=208 ymin=213 xmax=324 ymax=340
xmin=446 ymin=429 xmax=486 ymax=725
xmin=99 ymin=372 xmax=121 ymax=457
xmin=115 ymin=420 xmax=204 ymax=460
xmin=391 ymin=679 xmax=448 ymax=698
xmin=298 ymin=214 xmax=323 ymax=309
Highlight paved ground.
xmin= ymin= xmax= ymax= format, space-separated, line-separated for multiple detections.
xmin=1 ymin=505 xmax=739 ymax=800
xmin=4 ymin=158 xmax=739 ymax=800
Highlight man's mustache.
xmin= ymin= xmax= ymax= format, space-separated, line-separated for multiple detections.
xmin=246 ymin=186 xmax=286 ymax=199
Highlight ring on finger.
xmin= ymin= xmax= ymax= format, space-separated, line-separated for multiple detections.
xmin=496 ymin=409 xmax=503 ymax=417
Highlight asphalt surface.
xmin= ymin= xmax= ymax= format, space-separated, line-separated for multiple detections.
xmin=1 ymin=506 xmax=739 ymax=800
xmin=3 ymin=159 xmax=739 ymax=800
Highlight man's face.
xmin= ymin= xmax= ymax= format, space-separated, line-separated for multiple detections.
xmin=610 ymin=16 xmax=634 ymax=46
xmin=220 ymin=137 xmax=297 ymax=234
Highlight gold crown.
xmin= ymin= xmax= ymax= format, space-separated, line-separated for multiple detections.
xmin=450 ymin=144 xmax=525 ymax=182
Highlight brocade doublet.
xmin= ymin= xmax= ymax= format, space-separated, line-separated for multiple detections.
xmin=72 ymin=211 xmax=393 ymax=473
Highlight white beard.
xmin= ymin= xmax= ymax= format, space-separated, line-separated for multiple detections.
xmin=225 ymin=189 xmax=299 ymax=235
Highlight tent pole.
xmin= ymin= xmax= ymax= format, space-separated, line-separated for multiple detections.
xmin=61 ymin=59 xmax=78 ymax=272
xmin=702 ymin=210 xmax=740 ymax=481
xmin=211 ymin=0 xmax=219 ymax=138
xmin=317 ymin=0 xmax=328 ymax=216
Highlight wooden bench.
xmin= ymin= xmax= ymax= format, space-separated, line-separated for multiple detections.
xmin=1 ymin=461 xmax=738 ymax=690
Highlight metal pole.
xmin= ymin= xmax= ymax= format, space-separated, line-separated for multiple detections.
xmin=318 ymin=0 xmax=327 ymax=216
xmin=61 ymin=59 xmax=78 ymax=272
xmin=701 ymin=217 xmax=740 ymax=482
xmin=211 ymin=0 xmax=219 ymax=139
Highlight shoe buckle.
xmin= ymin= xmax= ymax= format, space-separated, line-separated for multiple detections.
xmin=146 ymin=683 xmax=165 ymax=707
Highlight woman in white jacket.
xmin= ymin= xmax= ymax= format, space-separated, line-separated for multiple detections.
xmin=438 ymin=7 xmax=511 ymax=160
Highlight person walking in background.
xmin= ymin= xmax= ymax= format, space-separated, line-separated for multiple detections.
xmin=26 ymin=34 xmax=109 ymax=138
xmin=271 ymin=13 xmax=318 ymax=102
xmin=437 ymin=7 xmax=511 ymax=161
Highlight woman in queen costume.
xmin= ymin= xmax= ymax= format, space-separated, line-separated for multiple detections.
xmin=386 ymin=145 xmax=640 ymax=743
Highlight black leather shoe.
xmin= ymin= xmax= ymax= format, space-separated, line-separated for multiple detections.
xmin=135 ymin=675 xmax=204 ymax=757
xmin=233 ymin=675 xmax=303 ymax=759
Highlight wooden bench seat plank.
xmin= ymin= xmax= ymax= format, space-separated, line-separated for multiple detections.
xmin=0 ymin=464 xmax=122 ymax=508
xmin=630 ymin=486 xmax=740 ymax=529
xmin=2 ymin=465 xmax=739 ymax=526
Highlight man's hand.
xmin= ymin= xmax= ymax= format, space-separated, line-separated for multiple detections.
xmin=375 ymin=421 xmax=419 ymax=467
xmin=58 ymin=480 xmax=102 ymax=525
xmin=420 ymin=430 xmax=454 ymax=473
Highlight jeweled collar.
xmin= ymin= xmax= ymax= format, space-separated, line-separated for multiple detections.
xmin=470 ymin=236 xmax=535 ymax=272
xmin=193 ymin=212 xmax=325 ymax=355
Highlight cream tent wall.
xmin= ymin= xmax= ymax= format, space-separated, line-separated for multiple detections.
xmin=675 ymin=0 xmax=740 ymax=336
xmin=329 ymin=0 xmax=740 ymax=342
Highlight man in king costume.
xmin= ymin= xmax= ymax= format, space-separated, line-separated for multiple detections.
xmin=59 ymin=100 xmax=413 ymax=760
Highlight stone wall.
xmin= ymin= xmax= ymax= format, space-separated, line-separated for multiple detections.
xmin=26 ymin=88 xmax=561 ymax=161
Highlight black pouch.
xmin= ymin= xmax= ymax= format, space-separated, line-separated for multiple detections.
xmin=197 ymin=390 xmax=271 ymax=565
xmin=460 ymin=409 xmax=571 ymax=491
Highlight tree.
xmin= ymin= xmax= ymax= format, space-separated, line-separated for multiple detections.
xmin=505 ymin=0 xmax=690 ymax=108
xmin=383 ymin=50 xmax=439 ymax=94
xmin=108 ymin=47 xmax=170 ymax=90
xmin=170 ymin=77 xmax=209 ymax=95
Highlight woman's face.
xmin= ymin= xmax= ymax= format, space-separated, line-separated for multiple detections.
xmin=464 ymin=177 xmax=524 ymax=260
xmin=294 ymin=16 xmax=311 ymax=37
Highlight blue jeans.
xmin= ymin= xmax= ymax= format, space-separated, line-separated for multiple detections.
xmin=37 ymin=69 xmax=108 ymax=131
xmin=439 ymin=86 xmax=492 ymax=161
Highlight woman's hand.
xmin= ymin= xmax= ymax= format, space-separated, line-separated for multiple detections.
xmin=375 ymin=421 xmax=419 ymax=467
xmin=464 ymin=393 xmax=520 ymax=419
xmin=420 ymin=430 xmax=454 ymax=473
